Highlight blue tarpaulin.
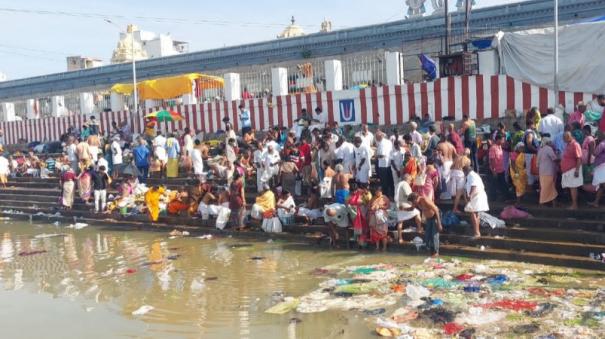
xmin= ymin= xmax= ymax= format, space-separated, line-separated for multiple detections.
xmin=419 ymin=54 xmax=437 ymax=80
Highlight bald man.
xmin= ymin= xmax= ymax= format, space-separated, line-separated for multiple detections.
xmin=323 ymin=203 xmax=350 ymax=247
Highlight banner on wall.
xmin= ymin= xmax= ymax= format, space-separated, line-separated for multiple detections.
xmin=339 ymin=99 xmax=355 ymax=123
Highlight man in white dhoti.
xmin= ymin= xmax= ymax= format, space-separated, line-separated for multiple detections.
xmin=353 ymin=136 xmax=372 ymax=184
xmin=394 ymin=174 xmax=421 ymax=244
xmin=390 ymin=140 xmax=405 ymax=196
xmin=463 ymin=164 xmax=489 ymax=238
xmin=262 ymin=144 xmax=281 ymax=186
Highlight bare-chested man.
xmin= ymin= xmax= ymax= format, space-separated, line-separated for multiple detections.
xmin=332 ymin=164 xmax=352 ymax=204
xmin=450 ymin=154 xmax=471 ymax=213
xmin=408 ymin=192 xmax=442 ymax=257
xmin=436 ymin=139 xmax=457 ymax=199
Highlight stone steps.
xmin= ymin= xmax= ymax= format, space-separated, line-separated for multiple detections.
xmin=2 ymin=210 xmax=604 ymax=271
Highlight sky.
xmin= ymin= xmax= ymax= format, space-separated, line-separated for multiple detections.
xmin=0 ymin=0 xmax=518 ymax=80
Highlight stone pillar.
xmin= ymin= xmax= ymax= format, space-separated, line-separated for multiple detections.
xmin=26 ymin=99 xmax=38 ymax=119
xmin=79 ymin=92 xmax=95 ymax=115
xmin=478 ymin=50 xmax=499 ymax=76
xmin=434 ymin=57 xmax=440 ymax=79
xmin=51 ymin=96 xmax=65 ymax=117
xmin=324 ymin=59 xmax=343 ymax=91
xmin=0 ymin=102 xmax=16 ymax=121
xmin=110 ymin=92 xmax=125 ymax=112
xmin=271 ymin=67 xmax=288 ymax=97
xmin=385 ymin=51 xmax=404 ymax=85
xmin=181 ymin=79 xmax=198 ymax=105
xmin=224 ymin=73 xmax=241 ymax=102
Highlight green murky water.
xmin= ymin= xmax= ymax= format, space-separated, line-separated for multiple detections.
xmin=0 ymin=219 xmax=424 ymax=338
xmin=1 ymin=219 xmax=604 ymax=338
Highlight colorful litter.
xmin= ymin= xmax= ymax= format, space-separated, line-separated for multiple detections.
xmin=265 ymin=259 xmax=605 ymax=338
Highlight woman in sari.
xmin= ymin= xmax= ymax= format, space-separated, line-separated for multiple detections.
xmin=368 ymin=187 xmax=390 ymax=251
xmin=145 ymin=186 xmax=165 ymax=222
xmin=60 ymin=165 xmax=77 ymax=209
xmin=165 ymin=134 xmax=181 ymax=178
xmin=581 ymin=125 xmax=595 ymax=184
xmin=537 ymin=138 xmax=559 ymax=206
xmin=510 ymin=143 xmax=527 ymax=203
xmin=77 ymin=165 xmax=93 ymax=204
xmin=229 ymin=171 xmax=246 ymax=230
xmin=348 ymin=183 xmax=372 ymax=247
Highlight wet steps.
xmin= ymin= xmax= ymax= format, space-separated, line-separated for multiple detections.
xmin=2 ymin=176 xmax=605 ymax=271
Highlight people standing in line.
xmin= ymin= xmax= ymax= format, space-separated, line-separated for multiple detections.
xmin=561 ymin=131 xmax=583 ymax=210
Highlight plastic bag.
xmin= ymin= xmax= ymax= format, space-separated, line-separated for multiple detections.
xmin=406 ymin=284 xmax=430 ymax=300
xmin=262 ymin=217 xmax=282 ymax=233
xmin=479 ymin=212 xmax=506 ymax=229
xmin=441 ymin=210 xmax=460 ymax=228
xmin=265 ymin=297 xmax=300 ymax=314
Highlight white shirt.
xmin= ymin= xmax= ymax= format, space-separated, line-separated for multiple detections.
xmin=153 ymin=135 xmax=167 ymax=148
xmin=411 ymin=130 xmax=424 ymax=146
xmin=263 ymin=151 xmax=281 ymax=169
xmin=465 ymin=171 xmax=485 ymax=195
xmin=376 ymin=138 xmax=393 ymax=168
xmin=111 ymin=141 xmax=123 ymax=165
xmin=184 ymin=134 xmax=194 ymax=153
xmin=335 ymin=142 xmax=356 ymax=172
xmin=356 ymin=131 xmax=375 ymax=149
xmin=253 ymin=149 xmax=265 ymax=167
xmin=355 ymin=145 xmax=371 ymax=169
xmin=390 ymin=149 xmax=405 ymax=171
xmin=265 ymin=140 xmax=281 ymax=153
xmin=538 ymin=114 xmax=564 ymax=138
xmin=314 ymin=112 xmax=327 ymax=125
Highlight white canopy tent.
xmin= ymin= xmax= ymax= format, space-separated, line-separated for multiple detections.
xmin=493 ymin=21 xmax=605 ymax=94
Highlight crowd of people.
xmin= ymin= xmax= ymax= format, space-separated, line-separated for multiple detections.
xmin=1 ymin=95 xmax=605 ymax=256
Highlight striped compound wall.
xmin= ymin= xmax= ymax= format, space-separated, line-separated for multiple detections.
xmin=0 ymin=75 xmax=598 ymax=144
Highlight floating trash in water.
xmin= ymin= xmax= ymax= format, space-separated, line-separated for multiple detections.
xmin=131 ymin=305 xmax=154 ymax=316
xmin=66 ymin=223 xmax=88 ymax=230
xmin=18 ymin=250 xmax=47 ymax=256
xmin=231 ymin=244 xmax=253 ymax=249
xmin=169 ymin=230 xmax=190 ymax=237
xmin=249 ymin=256 xmax=265 ymax=261
xmin=197 ymin=234 xmax=212 ymax=240
xmin=34 ymin=233 xmax=66 ymax=239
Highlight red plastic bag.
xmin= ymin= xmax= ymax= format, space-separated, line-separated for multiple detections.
xmin=443 ymin=322 xmax=464 ymax=335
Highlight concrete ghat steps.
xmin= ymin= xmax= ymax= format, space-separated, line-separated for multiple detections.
xmin=2 ymin=210 xmax=604 ymax=271
xmin=2 ymin=202 xmax=605 ymax=260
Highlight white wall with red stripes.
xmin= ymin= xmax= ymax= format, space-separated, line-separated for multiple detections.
xmin=0 ymin=75 xmax=597 ymax=145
